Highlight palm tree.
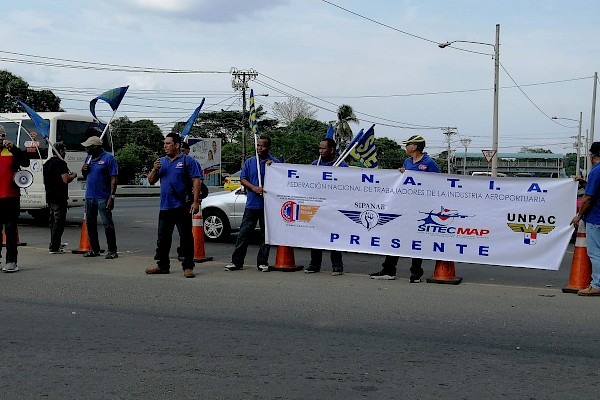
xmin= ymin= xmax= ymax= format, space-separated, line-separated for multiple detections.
xmin=332 ymin=104 xmax=359 ymax=148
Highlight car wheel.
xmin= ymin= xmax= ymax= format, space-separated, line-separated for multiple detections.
xmin=203 ymin=209 xmax=231 ymax=242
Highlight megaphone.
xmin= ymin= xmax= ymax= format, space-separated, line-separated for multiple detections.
xmin=14 ymin=170 xmax=33 ymax=188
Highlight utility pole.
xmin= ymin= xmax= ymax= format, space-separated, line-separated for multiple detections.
xmin=231 ymin=68 xmax=258 ymax=169
xmin=442 ymin=127 xmax=458 ymax=174
xmin=459 ymin=138 xmax=472 ymax=175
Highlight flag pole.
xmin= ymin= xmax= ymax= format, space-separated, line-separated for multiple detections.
xmin=333 ymin=142 xmax=360 ymax=167
xmin=254 ymin=133 xmax=262 ymax=188
xmin=99 ymin=109 xmax=117 ymax=141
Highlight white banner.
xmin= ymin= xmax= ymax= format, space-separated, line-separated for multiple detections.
xmin=263 ymin=163 xmax=578 ymax=270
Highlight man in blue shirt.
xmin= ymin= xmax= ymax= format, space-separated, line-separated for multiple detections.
xmin=81 ymin=135 xmax=119 ymax=259
xmin=572 ymin=142 xmax=600 ymax=296
xmin=145 ymin=133 xmax=203 ymax=278
xmin=370 ymin=134 xmax=441 ymax=281
xmin=305 ymin=138 xmax=348 ymax=275
xmin=224 ymin=136 xmax=279 ymax=272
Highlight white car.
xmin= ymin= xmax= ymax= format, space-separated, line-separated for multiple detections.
xmin=201 ymin=187 xmax=248 ymax=241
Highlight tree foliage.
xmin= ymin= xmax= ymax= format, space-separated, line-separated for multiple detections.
xmin=272 ymin=97 xmax=317 ymax=126
xmin=332 ymin=104 xmax=359 ymax=149
xmin=374 ymin=137 xmax=406 ymax=169
xmin=0 ymin=70 xmax=62 ymax=112
xmin=109 ymin=117 xmax=164 ymax=184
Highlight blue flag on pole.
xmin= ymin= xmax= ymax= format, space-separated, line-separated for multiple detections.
xmin=180 ymin=98 xmax=206 ymax=138
xmin=16 ymin=99 xmax=50 ymax=139
xmin=89 ymin=86 xmax=129 ymax=121
xmin=348 ymin=124 xmax=378 ymax=168
xmin=324 ymin=123 xmax=341 ymax=154
xmin=249 ymin=89 xmax=258 ymax=136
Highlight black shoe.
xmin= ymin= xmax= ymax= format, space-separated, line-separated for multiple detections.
xmin=105 ymin=252 xmax=118 ymax=260
xmin=331 ymin=268 xmax=343 ymax=276
xmin=177 ymin=255 xmax=185 ymax=262
xmin=83 ymin=251 xmax=100 ymax=258
xmin=304 ymin=265 xmax=320 ymax=274
xmin=409 ymin=274 xmax=423 ymax=283
xmin=370 ymin=270 xmax=396 ymax=280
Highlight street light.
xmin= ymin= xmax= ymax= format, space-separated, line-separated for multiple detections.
xmin=439 ymin=24 xmax=500 ymax=177
xmin=460 ymin=138 xmax=472 ymax=175
xmin=552 ymin=112 xmax=583 ymax=176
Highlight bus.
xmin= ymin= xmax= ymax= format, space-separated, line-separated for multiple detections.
xmin=0 ymin=112 xmax=107 ymax=222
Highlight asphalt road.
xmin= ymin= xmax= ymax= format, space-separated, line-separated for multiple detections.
xmin=1 ymin=197 xmax=598 ymax=399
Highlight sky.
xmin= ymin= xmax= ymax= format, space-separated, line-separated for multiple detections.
xmin=1 ymin=0 xmax=599 ymax=157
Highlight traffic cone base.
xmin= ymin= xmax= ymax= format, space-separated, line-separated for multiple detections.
xmin=2 ymin=228 xmax=27 ymax=247
xmin=426 ymin=260 xmax=462 ymax=285
xmin=563 ymin=221 xmax=592 ymax=293
xmin=272 ymin=246 xmax=303 ymax=271
xmin=192 ymin=214 xmax=213 ymax=263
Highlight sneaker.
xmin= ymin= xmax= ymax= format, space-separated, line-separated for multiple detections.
xmin=258 ymin=264 xmax=270 ymax=272
xmin=224 ymin=263 xmax=243 ymax=271
xmin=2 ymin=262 xmax=19 ymax=273
xmin=105 ymin=252 xmax=118 ymax=260
xmin=49 ymin=248 xmax=66 ymax=254
xmin=183 ymin=269 xmax=195 ymax=278
xmin=304 ymin=265 xmax=320 ymax=274
xmin=331 ymin=269 xmax=344 ymax=276
xmin=409 ymin=274 xmax=423 ymax=283
xmin=177 ymin=255 xmax=185 ymax=262
xmin=60 ymin=243 xmax=68 ymax=248
xmin=83 ymin=251 xmax=100 ymax=258
xmin=577 ymin=285 xmax=600 ymax=296
xmin=370 ymin=270 xmax=396 ymax=280
xmin=145 ymin=266 xmax=170 ymax=274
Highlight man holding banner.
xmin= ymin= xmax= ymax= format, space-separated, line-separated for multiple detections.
xmin=305 ymin=138 xmax=348 ymax=275
xmin=370 ymin=134 xmax=440 ymax=282
xmin=224 ymin=136 xmax=279 ymax=272
xmin=0 ymin=125 xmax=30 ymax=272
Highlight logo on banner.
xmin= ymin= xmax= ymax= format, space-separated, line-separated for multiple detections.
xmin=339 ymin=209 xmax=401 ymax=230
xmin=280 ymin=201 xmax=319 ymax=223
xmin=417 ymin=206 xmax=489 ymax=236
xmin=507 ymin=223 xmax=555 ymax=245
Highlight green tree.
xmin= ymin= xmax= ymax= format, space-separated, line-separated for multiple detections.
xmin=332 ymin=104 xmax=359 ymax=149
xmin=115 ymin=143 xmax=158 ymax=185
xmin=374 ymin=137 xmax=406 ymax=170
xmin=269 ymin=117 xmax=328 ymax=164
xmin=0 ymin=70 xmax=62 ymax=112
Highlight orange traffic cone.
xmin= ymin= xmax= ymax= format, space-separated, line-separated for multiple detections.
xmin=426 ymin=260 xmax=462 ymax=284
xmin=562 ymin=221 xmax=592 ymax=293
xmin=192 ymin=214 xmax=213 ymax=263
xmin=2 ymin=226 xmax=27 ymax=247
xmin=71 ymin=215 xmax=91 ymax=254
xmin=272 ymin=246 xmax=303 ymax=271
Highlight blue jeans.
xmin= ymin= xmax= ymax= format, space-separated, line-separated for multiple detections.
xmin=0 ymin=197 xmax=20 ymax=263
xmin=154 ymin=206 xmax=194 ymax=270
xmin=585 ymin=222 xmax=600 ymax=289
xmin=85 ymin=198 xmax=117 ymax=254
xmin=48 ymin=202 xmax=67 ymax=251
xmin=231 ymin=208 xmax=270 ymax=268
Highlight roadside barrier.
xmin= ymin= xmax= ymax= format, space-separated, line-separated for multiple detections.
xmin=2 ymin=226 xmax=27 ymax=247
xmin=192 ymin=214 xmax=213 ymax=263
xmin=272 ymin=246 xmax=303 ymax=271
xmin=563 ymin=221 xmax=592 ymax=293
xmin=426 ymin=260 xmax=463 ymax=284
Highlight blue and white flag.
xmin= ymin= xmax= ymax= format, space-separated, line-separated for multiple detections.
xmin=180 ymin=98 xmax=205 ymax=138
xmin=348 ymin=124 xmax=378 ymax=168
xmin=16 ymin=99 xmax=50 ymax=138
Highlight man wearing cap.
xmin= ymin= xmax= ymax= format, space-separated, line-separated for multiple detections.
xmin=370 ymin=134 xmax=440 ymax=282
xmin=81 ymin=135 xmax=119 ymax=259
xmin=572 ymin=142 xmax=600 ymax=296
xmin=0 ymin=125 xmax=30 ymax=272
xmin=43 ymin=142 xmax=77 ymax=254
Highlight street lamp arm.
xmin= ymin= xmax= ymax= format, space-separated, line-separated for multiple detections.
xmin=551 ymin=116 xmax=578 ymax=122
xmin=438 ymin=40 xmax=495 ymax=49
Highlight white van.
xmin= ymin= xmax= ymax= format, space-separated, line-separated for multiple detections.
xmin=471 ymin=171 xmax=507 ymax=177
xmin=0 ymin=112 xmax=104 ymax=222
